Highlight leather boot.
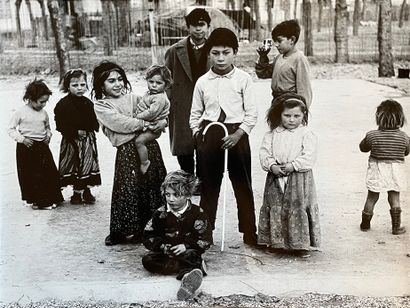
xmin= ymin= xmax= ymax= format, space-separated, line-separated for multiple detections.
xmin=390 ymin=208 xmax=406 ymax=235
xmin=360 ymin=211 xmax=373 ymax=231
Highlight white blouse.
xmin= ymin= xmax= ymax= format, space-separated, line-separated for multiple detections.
xmin=259 ymin=125 xmax=317 ymax=173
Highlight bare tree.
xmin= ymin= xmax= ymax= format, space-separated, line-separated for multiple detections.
xmin=253 ymin=0 xmax=262 ymax=41
xmin=113 ymin=0 xmax=130 ymax=47
xmin=317 ymin=0 xmax=323 ymax=32
xmin=399 ymin=0 xmax=407 ymax=27
xmin=353 ymin=0 xmax=361 ymax=35
xmin=101 ymin=0 xmax=114 ymax=56
xmin=294 ymin=0 xmax=298 ymax=18
xmin=361 ymin=0 xmax=367 ymax=19
xmin=37 ymin=0 xmax=49 ymax=40
xmin=47 ymin=0 xmax=69 ymax=81
xmin=226 ymin=0 xmax=235 ymax=9
xmin=302 ymin=0 xmax=313 ymax=56
xmin=378 ymin=0 xmax=394 ymax=77
xmin=334 ymin=0 xmax=349 ymax=62
xmin=15 ymin=0 xmax=23 ymax=47
xmin=25 ymin=0 xmax=38 ymax=45
xmin=267 ymin=0 xmax=274 ymax=33
xmin=281 ymin=0 xmax=291 ymax=19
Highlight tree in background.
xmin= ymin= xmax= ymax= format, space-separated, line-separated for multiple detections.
xmin=281 ymin=0 xmax=291 ymax=20
xmin=113 ymin=0 xmax=131 ymax=47
xmin=334 ymin=0 xmax=349 ymax=62
xmin=377 ymin=0 xmax=394 ymax=77
xmin=317 ymin=0 xmax=323 ymax=32
xmin=398 ymin=0 xmax=408 ymax=27
xmin=47 ymin=0 xmax=69 ymax=81
xmin=101 ymin=0 xmax=114 ymax=56
xmin=267 ymin=0 xmax=274 ymax=33
xmin=302 ymin=0 xmax=313 ymax=56
xmin=361 ymin=0 xmax=367 ymax=19
xmin=37 ymin=0 xmax=49 ymax=40
xmin=25 ymin=0 xmax=38 ymax=45
xmin=353 ymin=0 xmax=361 ymax=35
xmin=15 ymin=0 xmax=23 ymax=47
xmin=252 ymin=0 xmax=262 ymax=41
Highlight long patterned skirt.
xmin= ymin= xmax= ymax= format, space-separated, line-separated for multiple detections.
xmin=110 ymin=140 xmax=167 ymax=237
xmin=58 ymin=132 xmax=101 ymax=189
xmin=258 ymin=171 xmax=321 ymax=250
xmin=16 ymin=141 xmax=64 ymax=205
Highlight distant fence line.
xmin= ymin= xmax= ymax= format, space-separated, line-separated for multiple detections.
xmin=0 ymin=5 xmax=409 ymax=74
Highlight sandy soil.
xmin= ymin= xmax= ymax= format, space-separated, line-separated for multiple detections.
xmin=0 ymin=72 xmax=409 ymax=306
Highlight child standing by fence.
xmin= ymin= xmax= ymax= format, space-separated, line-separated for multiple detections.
xmin=54 ymin=69 xmax=101 ymax=205
xmin=258 ymin=93 xmax=320 ymax=257
xmin=7 ymin=79 xmax=63 ymax=210
xmin=133 ymin=65 xmax=171 ymax=174
xmin=359 ymin=99 xmax=409 ymax=235
xmin=255 ymin=19 xmax=312 ymax=107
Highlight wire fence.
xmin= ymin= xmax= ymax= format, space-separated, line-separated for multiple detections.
xmin=0 ymin=0 xmax=409 ymax=74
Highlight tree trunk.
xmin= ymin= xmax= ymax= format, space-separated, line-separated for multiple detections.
xmin=302 ymin=0 xmax=313 ymax=56
xmin=253 ymin=0 xmax=262 ymax=41
xmin=267 ymin=0 xmax=274 ymax=33
xmin=353 ymin=0 xmax=361 ymax=35
xmin=334 ymin=0 xmax=349 ymax=62
xmin=37 ymin=0 xmax=49 ymax=40
xmin=317 ymin=0 xmax=323 ymax=32
xmin=25 ymin=0 xmax=38 ymax=45
xmin=361 ymin=0 xmax=367 ymax=19
xmin=226 ymin=0 xmax=235 ymax=9
xmin=378 ymin=0 xmax=394 ymax=77
xmin=101 ymin=0 xmax=113 ymax=56
xmin=398 ymin=0 xmax=407 ymax=27
xmin=113 ymin=0 xmax=130 ymax=47
xmin=15 ymin=0 xmax=23 ymax=47
xmin=47 ymin=0 xmax=69 ymax=82
xmin=294 ymin=0 xmax=298 ymax=18
xmin=282 ymin=0 xmax=291 ymax=19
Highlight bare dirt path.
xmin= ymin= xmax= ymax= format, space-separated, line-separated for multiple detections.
xmin=0 ymin=76 xmax=409 ymax=306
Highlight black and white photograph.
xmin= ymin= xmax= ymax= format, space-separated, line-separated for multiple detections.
xmin=0 ymin=0 xmax=409 ymax=307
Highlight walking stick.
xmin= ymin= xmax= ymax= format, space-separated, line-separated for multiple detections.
xmin=202 ymin=122 xmax=228 ymax=252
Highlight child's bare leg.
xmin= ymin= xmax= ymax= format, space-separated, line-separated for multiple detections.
xmin=363 ymin=190 xmax=379 ymax=215
xmin=360 ymin=190 xmax=379 ymax=231
xmin=134 ymin=131 xmax=161 ymax=174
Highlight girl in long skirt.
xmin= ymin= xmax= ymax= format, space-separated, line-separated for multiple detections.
xmin=258 ymin=92 xmax=320 ymax=257
xmin=92 ymin=61 xmax=167 ymax=246
xmin=54 ymin=69 xmax=101 ymax=204
xmin=8 ymin=79 xmax=63 ymax=209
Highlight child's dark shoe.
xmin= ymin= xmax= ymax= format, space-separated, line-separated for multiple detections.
xmin=177 ymin=268 xmax=203 ymax=301
xmin=104 ymin=233 xmax=126 ymax=246
xmin=360 ymin=211 xmax=373 ymax=231
xmin=83 ymin=188 xmax=96 ymax=204
xmin=390 ymin=208 xmax=406 ymax=235
xmin=32 ymin=203 xmax=53 ymax=210
xmin=70 ymin=192 xmax=83 ymax=205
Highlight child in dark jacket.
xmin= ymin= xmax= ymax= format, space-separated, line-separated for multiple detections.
xmin=142 ymin=170 xmax=212 ymax=301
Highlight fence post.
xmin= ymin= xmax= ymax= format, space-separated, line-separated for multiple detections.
xmin=148 ymin=6 xmax=158 ymax=64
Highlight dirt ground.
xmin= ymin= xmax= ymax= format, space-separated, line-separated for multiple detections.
xmin=0 ymin=69 xmax=409 ymax=307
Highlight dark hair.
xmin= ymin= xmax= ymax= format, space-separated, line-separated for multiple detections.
xmin=376 ymin=99 xmax=406 ymax=129
xmin=91 ymin=61 xmax=131 ymax=99
xmin=145 ymin=65 xmax=173 ymax=89
xmin=23 ymin=79 xmax=52 ymax=102
xmin=60 ymin=68 xmax=88 ymax=93
xmin=185 ymin=8 xmax=211 ymax=27
xmin=266 ymin=92 xmax=308 ymax=130
xmin=204 ymin=27 xmax=239 ymax=54
xmin=271 ymin=19 xmax=301 ymax=44
xmin=161 ymin=170 xmax=199 ymax=197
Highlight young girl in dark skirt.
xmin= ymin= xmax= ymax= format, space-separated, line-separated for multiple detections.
xmin=8 ymin=79 xmax=64 ymax=209
xmin=92 ymin=61 xmax=167 ymax=246
xmin=54 ymin=69 xmax=101 ymax=205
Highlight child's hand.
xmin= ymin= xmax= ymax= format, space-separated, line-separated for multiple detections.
xmin=148 ymin=119 xmax=167 ymax=133
xmin=281 ymin=163 xmax=294 ymax=174
xmin=162 ymin=244 xmax=172 ymax=255
xmin=78 ymin=130 xmax=87 ymax=140
xmin=270 ymin=164 xmax=286 ymax=177
xmin=222 ymin=129 xmax=244 ymax=150
xmin=23 ymin=137 xmax=34 ymax=148
xmin=256 ymin=45 xmax=271 ymax=56
xmin=170 ymin=244 xmax=186 ymax=256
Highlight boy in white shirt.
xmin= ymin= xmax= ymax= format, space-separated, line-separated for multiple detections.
xmin=190 ymin=28 xmax=259 ymax=246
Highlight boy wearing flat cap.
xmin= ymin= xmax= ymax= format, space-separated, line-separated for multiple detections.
xmin=165 ymin=8 xmax=211 ymax=182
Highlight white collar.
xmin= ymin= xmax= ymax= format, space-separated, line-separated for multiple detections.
xmin=167 ymin=200 xmax=190 ymax=217
xmin=189 ymin=37 xmax=205 ymax=50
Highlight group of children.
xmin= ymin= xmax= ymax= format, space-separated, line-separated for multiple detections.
xmin=7 ymin=17 xmax=409 ymax=300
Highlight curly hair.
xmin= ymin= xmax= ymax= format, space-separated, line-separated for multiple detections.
xmin=160 ymin=170 xmax=199 ymax=197
xmin=60 ymin=68 xmax=88 ymax=93
xmin=23 ymin=79 xmax=52 ymax=102
xmin=266 ymin=92 xmax=308 ymax=130
xmin=376 ymin=99 xmax=406 ymax=129
xmin=145 ymin=65 xmax=173 ymax=89
xmin=91 ymin=61 xmax=131 ymax=99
